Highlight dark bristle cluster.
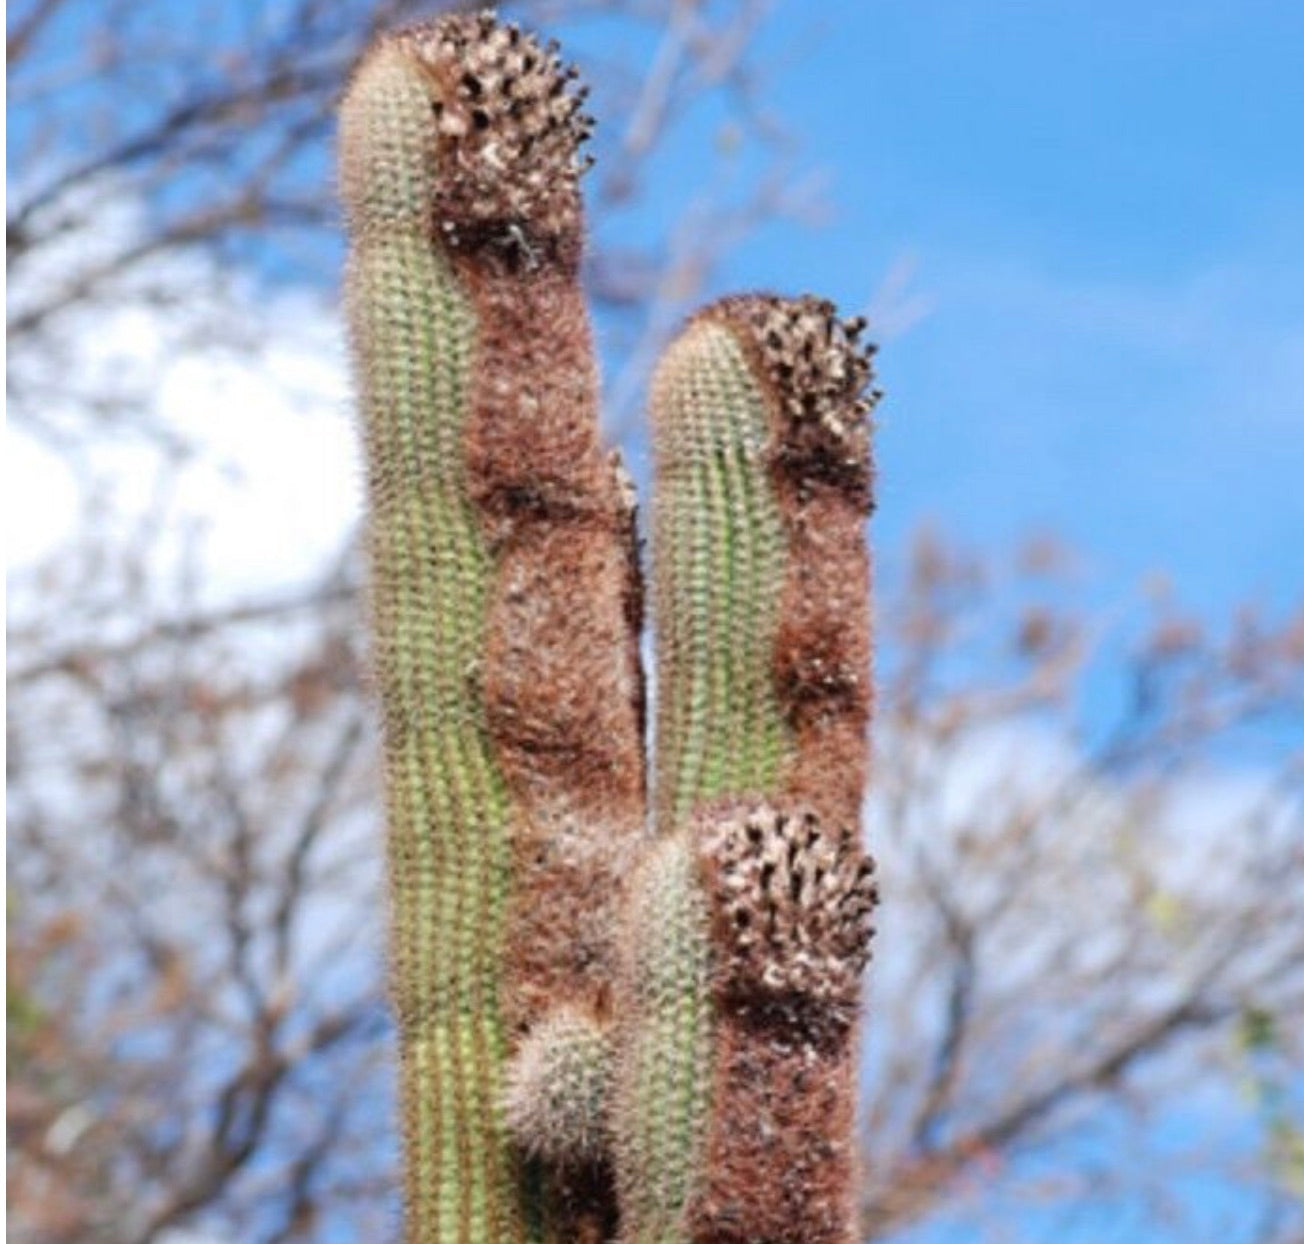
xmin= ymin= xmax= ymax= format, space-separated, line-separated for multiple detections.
xmin=714 ymin=293 xmax=879 ymax=502
xmin=746 ymin=294 xmax=878 ymax=435
xmin=396 ymin=11 xmax=593 ymax=246
xmin=701 ymin=803 xmax=877 ymax=1021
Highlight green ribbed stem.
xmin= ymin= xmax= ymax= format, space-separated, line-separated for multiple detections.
xmin=618 ymin=313 xmax=805 ymax=1243
xmin=614 ymin=835 xmax=712 ymax=1244
xmin=653 ymin=320 xmax=793 ymax=827
xmin=342 ymin=43 xmax=533 ymax=1244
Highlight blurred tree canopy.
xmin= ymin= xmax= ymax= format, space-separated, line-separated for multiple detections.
xmin=7 ymin=2 xmax=1303 ymax=1243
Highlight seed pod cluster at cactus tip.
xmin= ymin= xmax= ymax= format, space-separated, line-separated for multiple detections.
xmin=723 ymin=292 xmax=880 ymax=506
xmin=394 ymin=12 xmax=594 ymax=254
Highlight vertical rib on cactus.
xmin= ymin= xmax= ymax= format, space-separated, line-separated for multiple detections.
xmin=630 ymin=294 xmax=878 ymax=1243
xmin=339 ymin=15 xmax=644 ymax=1243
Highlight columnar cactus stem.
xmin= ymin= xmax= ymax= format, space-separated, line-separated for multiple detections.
xmin=651 ymin=307 xmax=793 ymax=827
xmin=622 ymin=295 xmax=878 ymax=1244
xmin=340 ymin=15 xmax=644 ymax=1243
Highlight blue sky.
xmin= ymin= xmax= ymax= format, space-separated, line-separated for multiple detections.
xmin=645 ymin=0 xmax=1304 ymax=619
xmin=14 ymin=1 xmax=1300 ymax=624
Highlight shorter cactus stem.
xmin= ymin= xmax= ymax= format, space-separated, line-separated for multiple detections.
xmin=612 ymin=835 xmax=714 ymax=1244
xmin=621 ymin=293 xmax=878 ymax=1244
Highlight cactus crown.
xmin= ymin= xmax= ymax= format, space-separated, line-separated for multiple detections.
xmin=706 ymin=293 xmax=879 ymax=506
xmin=399 ymin=13 xmax=590 ymax=254
xmin=340 ymin=14 xmax=878 ymax=1244
xmin=713 ymin=294 xmax=876 ymax=427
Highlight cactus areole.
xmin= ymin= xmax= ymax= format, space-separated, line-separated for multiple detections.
xmin=339 ymin=13 xmax=879 ymax=1244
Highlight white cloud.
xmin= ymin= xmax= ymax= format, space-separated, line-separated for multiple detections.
xmin=7 ymin=201 xmax=362 ymax=605
xmin=5 ymin=429 xmax=80 ymax=566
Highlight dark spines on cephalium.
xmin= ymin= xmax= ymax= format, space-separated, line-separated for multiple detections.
xmin=699 ymin=802 xmax=876 ymax=1020
xmin=703 ymin=293 xmax=879 ymax=510
xmin=385 ymin=13 xmax=593 ymax=265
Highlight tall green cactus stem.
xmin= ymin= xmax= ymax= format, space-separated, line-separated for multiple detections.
xmin=340 ymin=15 xmax=645 ymax=1243
xmin=632 ymin=295 xmax=878 ymax=1243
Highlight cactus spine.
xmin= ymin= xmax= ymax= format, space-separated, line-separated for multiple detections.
xmin=341 ymin=14 xmax=877 ymax=1244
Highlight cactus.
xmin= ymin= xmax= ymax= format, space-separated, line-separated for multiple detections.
xmin=340 ymin=15 xmax=643 ymax=1242
xmin=340 ymin=14 xmax=877 ymax=1244
xmin=616 ymin=296 xmax=878 ymax=1244
xmin=611 ymin=831 xmax=713 ymax=1244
